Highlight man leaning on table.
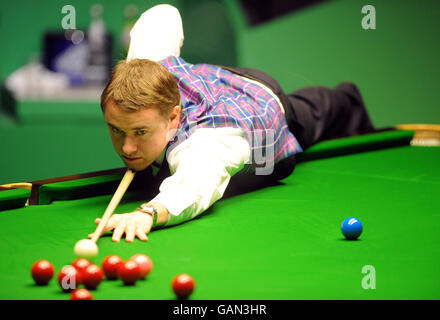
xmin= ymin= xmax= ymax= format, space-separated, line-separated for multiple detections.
xmin=88 ymin=4 xmax=375 ymax=242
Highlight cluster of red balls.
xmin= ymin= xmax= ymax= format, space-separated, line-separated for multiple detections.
xmin=31 ymin=254 xmax=153 ymax=300
xmin=31 ymin=254 xmax=195 ymax=299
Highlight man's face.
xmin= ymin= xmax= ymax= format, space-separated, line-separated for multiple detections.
xmin=104 ymin=99 xmax=180 ymax=171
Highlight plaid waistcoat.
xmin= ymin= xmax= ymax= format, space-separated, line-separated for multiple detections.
xmin=159 ymin=56 xmax=302 ymax=172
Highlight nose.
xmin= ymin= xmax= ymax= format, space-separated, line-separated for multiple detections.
xmin=122 ymin=136 xmax=138 ymax=156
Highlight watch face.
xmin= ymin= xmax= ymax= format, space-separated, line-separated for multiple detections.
xmin=141 ymin=205 xmax=154 ymax=213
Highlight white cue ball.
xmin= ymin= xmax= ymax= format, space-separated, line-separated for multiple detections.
xmin=74 ymin=239 xmax=98 ymax=260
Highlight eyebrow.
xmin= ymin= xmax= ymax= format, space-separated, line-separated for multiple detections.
xmin=107 ymin=122 xmax=151 ymax=131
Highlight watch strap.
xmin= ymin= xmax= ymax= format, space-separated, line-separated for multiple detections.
xmin=138 ymin=204 xmax=158 ymax=228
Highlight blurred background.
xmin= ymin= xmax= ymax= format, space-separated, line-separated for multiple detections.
xmin=0 ymin=0 xmax=439 ymax=184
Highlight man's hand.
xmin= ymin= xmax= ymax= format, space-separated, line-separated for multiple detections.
xmin=88 ymin=211 xmax=153 ymax=243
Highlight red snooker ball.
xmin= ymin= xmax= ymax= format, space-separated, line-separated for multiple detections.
xmin=102 ymin=255 xmax=123 ymax=280
xmin=58 ymin=265 xmax=82 ymax=292
xmin=129 ymin=254 xmax=153 ymax=280
xmin=118 ymin=260 xmax=140 ymax=286
xmin=70 ymin=288 xmax=93 ymax=300
xmin=31 ymin=260 xmax=54 ymax=285
xmin=71 ymin=258 xmax=92 ymax=276
xmin=82 ymin=264 xmax=104 ymax=290
xmin=172 ymin=274 xmax=195 ymax=299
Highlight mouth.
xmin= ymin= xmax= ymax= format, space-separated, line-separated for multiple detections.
xmin=123 ymin=156 xmax=143 ymax=163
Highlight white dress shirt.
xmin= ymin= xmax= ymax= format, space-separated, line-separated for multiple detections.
xmin=127 ymin=4 xmax=283 ymax=226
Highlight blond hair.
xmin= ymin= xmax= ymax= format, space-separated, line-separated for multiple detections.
xmin=101 ymin=59 xmax=180 ymax=118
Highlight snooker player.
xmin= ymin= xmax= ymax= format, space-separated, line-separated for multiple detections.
xmin=88 ymin=4 xmax=375 ymax=243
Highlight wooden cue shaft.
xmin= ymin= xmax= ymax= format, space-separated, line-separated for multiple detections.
xmin=91 ymin=168 xmax=136 ymax=243
xmin=0 ymin=183 xmax=32 ymax=190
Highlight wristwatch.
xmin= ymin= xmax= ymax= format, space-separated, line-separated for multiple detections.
xmin=137 ymin=203 xmax=158 ymax=228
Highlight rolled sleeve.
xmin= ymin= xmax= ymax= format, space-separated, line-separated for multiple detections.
xmin=126 ymin=4 xmax=184 ymax=62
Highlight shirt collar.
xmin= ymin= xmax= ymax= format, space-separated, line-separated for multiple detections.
xmin=153 ymin=148 xmax=166 ymax=167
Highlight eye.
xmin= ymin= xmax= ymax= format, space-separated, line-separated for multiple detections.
xmin=136 ymin=130 xmax=147 ymax=136
xmin=111 ymin=126 xmax=122 ymax=135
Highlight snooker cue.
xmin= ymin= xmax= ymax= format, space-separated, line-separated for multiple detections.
xmin=0 ymin=182 xmax=33 ymax=190
xmin=91 ymin=168 xmax=136 ymax=243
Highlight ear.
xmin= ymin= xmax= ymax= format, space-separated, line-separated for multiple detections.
xmin=169 ymin=105 xmax=181 ymax=129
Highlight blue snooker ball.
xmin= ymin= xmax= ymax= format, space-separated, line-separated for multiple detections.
xmin=341 ymin=217 xmax=363 ymax=240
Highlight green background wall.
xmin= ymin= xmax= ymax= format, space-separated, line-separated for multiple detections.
xmin=0 ymin=0 xmax=439 ymax=184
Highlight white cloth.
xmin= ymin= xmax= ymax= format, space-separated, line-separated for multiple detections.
xmin=127 ymin=4 xmax=184 ymax=62
xmin=127 ymin=5 xmax=281 ymax=226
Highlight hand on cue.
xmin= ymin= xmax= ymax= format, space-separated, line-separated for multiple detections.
xmin=88 ymin=201 xmax=170 ymax=243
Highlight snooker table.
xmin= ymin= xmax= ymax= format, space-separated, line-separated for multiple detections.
xmin=0 ymin=129 xmax=439 ymax=300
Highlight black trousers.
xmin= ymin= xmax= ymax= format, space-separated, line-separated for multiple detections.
xmin=215 ymin=65 xmax=378 ymax=193
xmin=220 ymin=66 xmax=376 ymax=151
